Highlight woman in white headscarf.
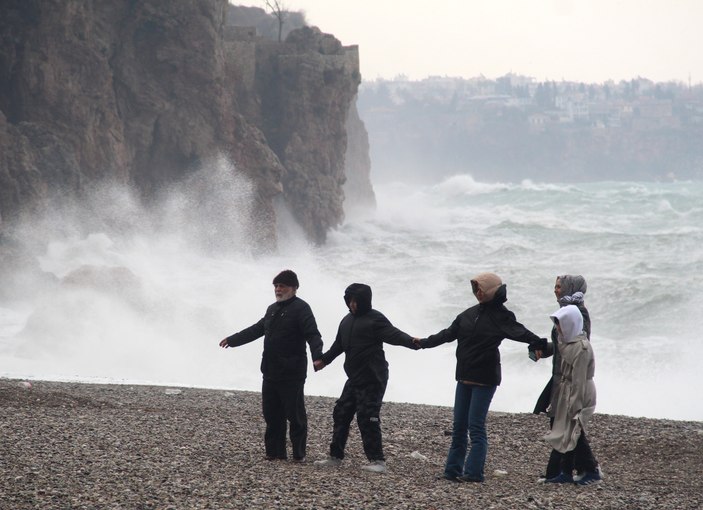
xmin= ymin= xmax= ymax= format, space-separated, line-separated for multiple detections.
xmin=534 ymin=276 xmax=591 ymax=412
xmin=532 ymin=274 xmax=598 ymax=481
xmin=542 ymin=305 xmax=601 ymax=485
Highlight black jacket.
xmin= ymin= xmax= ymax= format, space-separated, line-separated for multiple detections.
xmin=420 ymin=284 xmax=543 ymax=386
xmin=225 ymin=295 xmax=323 ymax=382
xmin=321 ymin=283 xmax=416 ymax=386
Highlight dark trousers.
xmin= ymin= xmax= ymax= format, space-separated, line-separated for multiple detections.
xmin=329 ymin=380 xmax=387 ymax=461
xmin=261 ymin=378 xmax=307 ymax=460
xmin=546 ymin=417 xmax=599 ymax=477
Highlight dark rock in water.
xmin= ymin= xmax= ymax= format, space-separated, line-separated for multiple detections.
xmin=15 ymin=264 xmax=148 ymax=353
xmin=60 ymin=264 xmax=142 ymax=294
xmin=0 ymin=0 xmax=371 ymax=251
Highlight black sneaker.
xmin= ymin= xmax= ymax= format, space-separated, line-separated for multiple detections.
xmin=457 ymin=475 xmax=483 ymax=483
xmin=545 ymin=472 xmax=575 ymax=484
xmin=538 ymin=472 xmax=560 ymax=483
xmin=435 ymin=473 xmax=460 ymax=482
xmin=575 ymin=465 xmax=603 ymax=482
xmin=576 ymin=471 xmax=602 ymax=486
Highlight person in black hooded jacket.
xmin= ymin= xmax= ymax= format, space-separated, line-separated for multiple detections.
xmin=313 ymin=283 xmax=418 ymax=473
xmin=418 ymin=272 xmax=546 ymax=483
xmin=219 ymin=269 xmax=323 ymax=462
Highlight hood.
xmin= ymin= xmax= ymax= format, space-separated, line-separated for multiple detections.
xmin=550 ymin=304 xmax=583 ymax=343
xmin=557 ymin=274 xmax=587 ymax=305
xmin=344 ymin=283 xmax=372 ymax=315
xmin=471 ymin=272 xmax=504 ymax=304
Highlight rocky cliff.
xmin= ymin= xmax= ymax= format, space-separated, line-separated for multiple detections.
xmin=343 ymin=98 xmax=376 ymax=215
xmin=0 ymin=0 xmax=369 ymax=252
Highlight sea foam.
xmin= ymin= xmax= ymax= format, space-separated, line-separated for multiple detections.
xmin=1 ymin=170 xmax=702 ymax=420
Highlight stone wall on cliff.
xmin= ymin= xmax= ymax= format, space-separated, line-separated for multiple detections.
xmin=0 ymin=0 xmax=371 ymax=252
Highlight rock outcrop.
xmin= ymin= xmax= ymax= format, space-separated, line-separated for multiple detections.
xmin=0 ymin=0 xmax=369 ymax=251
xmin=343 ymin=98 xmax=376 ymax=216
xmin=252 ymin=26 xmax=361 ymax=242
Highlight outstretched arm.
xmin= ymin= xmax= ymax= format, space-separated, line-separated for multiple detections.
xmin=419 ymin=315 xmax=461 ymax=349
xmin=496 ymin=309 xmax=543 ymax=346
xmin=219 ymin=317 xmax=265 ymax=348
xmin=373 ymin=313 xmax=417 ymax=349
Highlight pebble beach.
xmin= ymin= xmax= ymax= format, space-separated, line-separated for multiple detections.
xmin=1 ymin=379 xmax=701 ymax=509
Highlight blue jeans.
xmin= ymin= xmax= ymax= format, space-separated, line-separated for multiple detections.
xmin=444 ymin=382 xmax=497 ymax=481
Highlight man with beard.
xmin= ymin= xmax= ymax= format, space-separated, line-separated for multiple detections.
xmin=219 ymin=269 xmax=323 ymax=462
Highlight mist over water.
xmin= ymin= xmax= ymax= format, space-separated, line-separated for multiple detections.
xmin=2 ymin=159 xmax=702 ymax=421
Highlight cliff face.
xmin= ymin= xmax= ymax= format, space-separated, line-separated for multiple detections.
xmin=0 ymin=0 xmax=368 ymax=248
xmin=343 ymin=98 xmax=376 ymax=216
xmin=254 ymin=27 xmax=361 ymax=242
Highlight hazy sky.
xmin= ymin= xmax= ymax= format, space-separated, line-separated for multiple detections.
xmin=236 ymin=0 xmax=701 ymax=84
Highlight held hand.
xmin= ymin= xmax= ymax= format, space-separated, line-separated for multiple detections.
xmin=219 ymin=338 xmax=230 ymax=348
xmin=528 ymin=348 xmax=542 ymax=362
xmin=313 ymin=359 xmax=325 ymax=371
xmin=527 ymin=338 xmax=548 ymax=361
xmin=412 ymin=337 xmax=422 ymax=349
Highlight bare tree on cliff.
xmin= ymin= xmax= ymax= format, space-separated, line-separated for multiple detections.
xmin=265 ymin=0 xmax=287 ymax=42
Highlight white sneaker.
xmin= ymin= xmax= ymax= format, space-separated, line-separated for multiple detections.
xmin=314 ymin=457 xmax=342 ymax=467
xmin=361 ymin=460 xmax=387 ymax=473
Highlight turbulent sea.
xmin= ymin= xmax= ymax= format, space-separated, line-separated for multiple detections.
xmin=1 ymin=165 xmax=702 ymax=421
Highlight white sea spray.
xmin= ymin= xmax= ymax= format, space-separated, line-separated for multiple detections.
xmin=1 ymin=169 xmax=701 ymax=421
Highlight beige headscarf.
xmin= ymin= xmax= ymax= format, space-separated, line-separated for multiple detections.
xmin=471 ymin=272 xmax=503 ymax=303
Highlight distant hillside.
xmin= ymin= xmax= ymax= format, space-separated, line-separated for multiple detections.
xmin=359 ymin=76 xmax=703 ymax=183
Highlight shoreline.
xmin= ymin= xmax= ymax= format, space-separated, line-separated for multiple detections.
xmin=2 ymin=378 xmax=702 ymax=509
xmin=4 ymin=374 xmax=699 ymax=424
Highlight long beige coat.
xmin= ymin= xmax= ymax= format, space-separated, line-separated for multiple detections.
xmin=544 ymin=332 xmax=596 ymax=453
